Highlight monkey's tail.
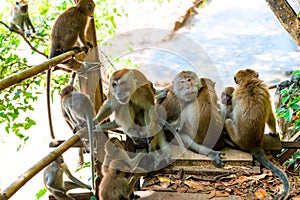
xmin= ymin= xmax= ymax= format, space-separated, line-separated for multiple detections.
xmin=46 ymin=69 xmax=55 ymax=140
xmin=250 ymin=147 xmax=290 ymax=200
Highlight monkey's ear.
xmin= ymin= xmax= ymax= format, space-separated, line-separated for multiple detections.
xmin=234 ymin=76 xmax=238 ymax=84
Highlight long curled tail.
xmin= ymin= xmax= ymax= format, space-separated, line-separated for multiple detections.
xmin=250 ymin=147 xmax=290 ymax=200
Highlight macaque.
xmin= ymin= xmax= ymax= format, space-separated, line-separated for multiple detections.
xmin=157 ymin=71 xmax=225 ymax=167
xmin=60 ymin=85 xmax=96 ymax=188
xmin=221 ymin=86 xmax=235 ymax=119
xmin=93 ymin=69 xmax=184 ymax=168
xmin=43 ymin=156 xmax=91 ymax=200
xmin=102 ymin=137 xmax=146 ymax=176
xmin=9 ymin=0 xmax=35 ymax=35
xmin=225 ymin=69 xmax=289 ymax=199
xmin=98 ymin=159 xmax=145 ymax=200
xmin=47 ymin=0 xmax=95 ymax=140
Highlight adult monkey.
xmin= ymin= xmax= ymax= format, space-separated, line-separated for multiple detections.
xmin=9 ymin=0 xmax=36 ymax=36
xmin=43 ymin=156 xmax=92 ymax=200
xmin=225 ymin=69 xmax=289 ymax=199
xmin=93 ymin=69 xmax=185 ymax=168
xmin=157 ymin=71 xmax=225 ymax=167
xmin=47 ymin=0 xmax=95 ymax=140
xmin=60 ymin=85 xmax=96 ymax=189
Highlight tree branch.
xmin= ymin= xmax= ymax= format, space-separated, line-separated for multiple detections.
xmin=0 ymin=21 xmax=48 ymax=58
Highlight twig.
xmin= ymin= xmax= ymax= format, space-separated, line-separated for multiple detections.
xmin=0 ymin=21 xmax=48 ymax=58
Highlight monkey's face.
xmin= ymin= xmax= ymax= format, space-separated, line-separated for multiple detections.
xmin=221 ymin=87 xmax=234 ymax=105
xmin=16 ymin=1 xmax=28 ymax=14
xmin=79 ymin=0 xmax=95 ymax=17
xmin=173 ymin=73 xmax=200 ymax=102
xmin=110 ymin=73 xmax=136 ymax=105
xmin=234 ymin=69 xmax=259 ymax=84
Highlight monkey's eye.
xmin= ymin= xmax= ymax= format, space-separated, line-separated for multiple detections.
xmin=186 ymin=78 xmax=192 ymax=82
xmin=16 ymin=2 xmax=19 ymax=5
xmin=180 ymin=80 xmax=185 ymax=84
xmin=256 ymin=72 xmax=259 ymax=78
xmin=112 ymin=82 xmax=117 ymax=87
xmin=88 ymin=3 xmax=93 ymax=11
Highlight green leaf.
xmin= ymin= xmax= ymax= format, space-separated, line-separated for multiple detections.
xmin=280 ymin=88 xmax=288 ymax=95
xmin=293 ymin=152 xmax=300 ymax=159
xmin=283 ymin=109 xmax=293 ymax=122
xmin=282 ymin=95 xmax=289 ymax=105
xmin=35 ymin=188 xmax=47 ymax=199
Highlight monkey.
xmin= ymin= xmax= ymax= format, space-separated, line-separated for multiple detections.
xmin=60 ymin=85 xmax=96 ymax=188
xmin=157 ymin=71 xmax=225 ymax=167
xmin=43 ymin=155 xmax=92 ymax=200
xmin=220 ymin=86 xmax=235 ymax=120
xmin=225 ymin=69 xmax=290 ymax=199
xmin=98 ymin=159 xmax=146 ymax=200
xmin=9 ymin=0 xmax=36 ymax=36
xmin=93 ymin=69 xmax=185 ymax=168
xmin=47 ymin=0 xmax=95 ymax=140
xmin=102 ymin=137 xmax=146 ymax=176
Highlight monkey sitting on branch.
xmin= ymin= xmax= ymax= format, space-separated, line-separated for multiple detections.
xmin=9 ymin=0 xmax=36 ymax=36
xmin=60 ymin=85 xmax=96 ymax=188
xmin=43 ymin=155 xmax=92 ymax=200
xmin=156 ymin=71 xmax=225 ymax=167
xmin=225 ymin=69 xmax=290 ymax=199
xmin=47 ymin=0 xmax=95 ymax=141
xmin=93 ymin=68 xmax=186 ymax=169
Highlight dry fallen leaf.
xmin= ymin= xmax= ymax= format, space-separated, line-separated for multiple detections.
xmin=160 ymin=181 xmax=171 ymax=188
xmin=176 ymin=186 xmax=189 ymax=193
xmin=254 ymin=188 xmax=268 ymax=200
xmin=208 ymin=189 xmax=216 ymax=199
xmin=184 ymin=180 xmax=204 ymax=190
xmin=216 ymin=191 xmax=230 ymax=197
xmin=156 ymin=175 xmax=175 ymax=184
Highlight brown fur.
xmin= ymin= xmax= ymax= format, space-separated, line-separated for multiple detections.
xmin=94 ymin=69 xmax=170 ymax=168
xmin=49 ymin=0 xmax=95 ymax=58
xmin=102 ymin=137 xmax=145 ymax=176
xmin=46 ymin=0 xmax=95 ymax=140
xmin=99 ymin=159 xmax=142 ymax=200
xmin=225 ymin=69 xmax=289 ymax=199
xmin=158 ymin=71 xmax=225 ymax=166
xmin=226 ymin=69 xmax=276 ymax=150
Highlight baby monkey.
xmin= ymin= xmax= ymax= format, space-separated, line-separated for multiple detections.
xmin=99 ymin=159 xmax=146 ymax=200
xmin=102 ymin=137 xmax=146 ymax=176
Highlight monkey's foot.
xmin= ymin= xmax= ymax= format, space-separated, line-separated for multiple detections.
xmin=207 ymin=150 xmax=225 ymax=167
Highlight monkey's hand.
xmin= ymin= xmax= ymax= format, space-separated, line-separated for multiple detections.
xmin=207 ymin=150 xmax=225 ymax=167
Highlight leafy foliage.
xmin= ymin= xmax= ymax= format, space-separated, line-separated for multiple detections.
xmin=0 ymin=0 xmax=126 ymax=147
xmin=276 ymin=70 xmax=300 ymax=137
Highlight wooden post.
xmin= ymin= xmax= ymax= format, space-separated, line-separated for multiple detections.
xmin=266 ymin=0 xmax=300 ymax=46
